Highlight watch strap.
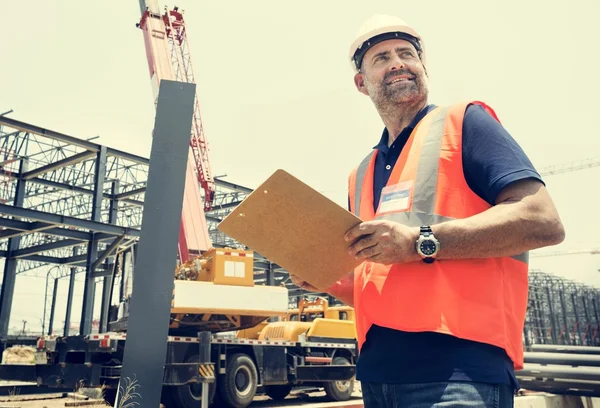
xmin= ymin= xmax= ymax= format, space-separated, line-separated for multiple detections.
xmin=420 ymin=225 xmax=433 ymax=236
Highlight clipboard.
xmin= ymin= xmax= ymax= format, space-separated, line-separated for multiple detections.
xmin=217 ymin=169 xmax=363 ymax=290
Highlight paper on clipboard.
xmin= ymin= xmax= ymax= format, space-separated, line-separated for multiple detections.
xmin=217 ymin=169 xmax=363 ymax=290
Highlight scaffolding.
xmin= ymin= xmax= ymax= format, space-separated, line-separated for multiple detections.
xmin=524 ymin=269 xmax=600 ymax=347
xmin=0 ymin=115 xmax=335 ymax=338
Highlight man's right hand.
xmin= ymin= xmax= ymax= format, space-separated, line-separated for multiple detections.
xmin=289 ymin=273 xmax=320 ymax=292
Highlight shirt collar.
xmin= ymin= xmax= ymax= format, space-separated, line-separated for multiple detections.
xmin=373 ymin=103 xmax=438 ymax=152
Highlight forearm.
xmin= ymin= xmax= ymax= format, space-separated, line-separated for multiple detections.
xmin=431 ymin=183 xmax=565 ymax=260
xmin=326 ymin=271 xmax=355 ymax=307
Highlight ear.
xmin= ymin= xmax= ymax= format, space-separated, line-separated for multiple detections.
xmin=420 ymin=60 xmax=429 ymax=77
xmin=354 ymin=72 xmax=369 ymax=96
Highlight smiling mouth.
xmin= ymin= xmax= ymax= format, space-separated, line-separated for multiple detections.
xmin=388 ymin=77 xmax=414 ymax=85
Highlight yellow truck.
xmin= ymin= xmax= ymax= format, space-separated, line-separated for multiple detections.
xmin=18 ymin=249 xmax=356 ymax=408
xmin=236 ymin=297 xmax=357 ymax=402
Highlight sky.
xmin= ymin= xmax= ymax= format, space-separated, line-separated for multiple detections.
xmin=1 ymin=0 xmax=599 ymax=334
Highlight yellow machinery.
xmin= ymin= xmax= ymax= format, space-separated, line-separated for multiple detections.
xmin=166 ymin=247 xmax=289 ymax=334
xmin=285 ymin=298 xmax=356 ymax=323
xmin=236 ymin=297 xmax=356 ymax=341
xmin=233 ymin=297 xmax=358 ymax=405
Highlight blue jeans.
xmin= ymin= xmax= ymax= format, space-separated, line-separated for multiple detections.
xmin=361 ymin=381 xmax=515 ymax=408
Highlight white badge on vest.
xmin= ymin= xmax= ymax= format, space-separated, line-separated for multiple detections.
xmin=378 ymin=180 xmax=413 ymax=214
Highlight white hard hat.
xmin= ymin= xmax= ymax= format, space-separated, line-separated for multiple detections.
xmin=348 ymin=14 xmax=425 ymax=73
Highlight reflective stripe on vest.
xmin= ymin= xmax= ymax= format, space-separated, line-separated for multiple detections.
xmin=352 ymin=106 xmax=527 ymax=264
xmin=348 ymin=101 xmax=529 ymax=371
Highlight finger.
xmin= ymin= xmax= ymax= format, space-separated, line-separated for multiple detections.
xmin=356 ymin=244 xmax=383 ymax=260
xmin=290 ymin=275 xmax=314 ymax=290
xmin=345 ymin=221 xmax=379 ymax=242
xmin=348 ymin=234 xmax=377 ymax=257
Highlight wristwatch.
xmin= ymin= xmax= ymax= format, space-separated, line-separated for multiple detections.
xmin=415 ymin=226 xmax=440 ymax=263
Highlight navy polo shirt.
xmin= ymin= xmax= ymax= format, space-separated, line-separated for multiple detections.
xmin=350 ymin=103 xmax=543 ymax=390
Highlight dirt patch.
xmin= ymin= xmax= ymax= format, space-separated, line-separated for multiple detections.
xmin=0 ymin=400 xmax=109 ymax=408
xmin=1 ymin=346 xmax=35 ymax=365
xmin=0 ymin=392 xmax=110 ymax=408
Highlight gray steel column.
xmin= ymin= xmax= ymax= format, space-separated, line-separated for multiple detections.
xmin=593 ymin=299 xmax=600 ymax=331
xmin=48 ymin=278 xmax=59 ymax=335
xmin=582 ymin=296 xmax=591 ymax=346
xmin=572 ymin=292 xmax=583 ymax=345
xmin=129 ymin=243 xmax=138 ymax=285
xmin=559 ymin=290 xmax=570 ymax=344
xmin=119 ymin=250 xmax=129 ymax=301
xmin=266 ymin=263 xmax=274 ymax=286
xmin=0 ymin=158 xmax=28 ymax=337
xmin=546 ymin=287 xmax=558 ymax=344
xmin=116 ymin=80 xmax=196 ymax=408
xmin=80 ymin=146 xmax=107 ymax=335
xmin=99 ymin=263 xmax=114 ymax=333
xmin=534 ymin=292 xmax=546 ymax=344
xmin=100 ymin=181 xmax=120 ymax=333
xmin=64 ymin=247 xmax=79 ymax=337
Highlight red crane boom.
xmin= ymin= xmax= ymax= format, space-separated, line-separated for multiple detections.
xmin=136 ymin=1 xmax=214 ymax=261
xmin=161 ymin=7 xmax=216 ymax=210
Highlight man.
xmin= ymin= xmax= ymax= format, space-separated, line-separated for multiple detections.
xmin=291 ymin=14 xmax=565 ymax=407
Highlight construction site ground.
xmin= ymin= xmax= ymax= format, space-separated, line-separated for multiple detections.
xmin=2 ymin=382 xmax=600 ymax=408
xmin=0 ymin=385 xmax=365 ymax=408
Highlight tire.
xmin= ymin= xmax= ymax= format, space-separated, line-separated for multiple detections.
xmin=170 ymin=354 xmax=217 ymax=408
xmin=323 ymin=356 xmax=355 ymax=401
xmin=265 ymin=383 xmax=293 ymax=400
xmin=218 ymin=353 xmax=258 ymax=408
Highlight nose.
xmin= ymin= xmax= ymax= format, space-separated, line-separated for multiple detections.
xmin=388 ymin=54 xmax=405 ymax=71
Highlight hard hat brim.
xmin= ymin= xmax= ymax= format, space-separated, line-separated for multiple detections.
xmin=348 ymin=24 xmax=425 ymax=73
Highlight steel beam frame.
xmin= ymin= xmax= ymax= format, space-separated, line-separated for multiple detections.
xmin=524 ymin=270 xmax=600 ymax=347
xmin=0 ymin=158 xmax=28 ymax=336
xmin=0 ymin=95 xmax=353 ymax=340
xmin=0 ymin=114 xmax=147 ymax=336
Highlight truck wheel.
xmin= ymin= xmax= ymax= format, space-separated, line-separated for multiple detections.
xmin=265 ymin=383 xmax=293 ymax=400
xmin=171 ymin=381 xmax=216 ymax=408
xmin=218 ymin=353 xmax=258 ymax=408
xmin=170 ymin=353 xmax=217 ymax=408
xmin=323 ymin=356 xmax=354 ymax=401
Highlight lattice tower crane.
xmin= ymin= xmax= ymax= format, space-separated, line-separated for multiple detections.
xmin=531 ymin=248 xmax=600 ymax=258
xmin=539 ymin=156 xmax=600 ymax=176
xmin=136 ymin=0 xmax=214 ymax=262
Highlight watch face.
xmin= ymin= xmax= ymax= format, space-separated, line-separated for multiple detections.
xmin=420 ymin=239 xmax=438 ymax=256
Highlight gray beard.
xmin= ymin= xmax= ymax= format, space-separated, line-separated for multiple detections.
xmin=371 ymin=81 xmax=428 ymax=118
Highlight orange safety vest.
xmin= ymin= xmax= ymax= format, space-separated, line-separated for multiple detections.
xmin=348 ymin=101 xmax=529 ymax=370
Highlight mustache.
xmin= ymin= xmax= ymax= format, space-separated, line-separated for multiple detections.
xmin=384 ymin=70 xmax=416 ymax=82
